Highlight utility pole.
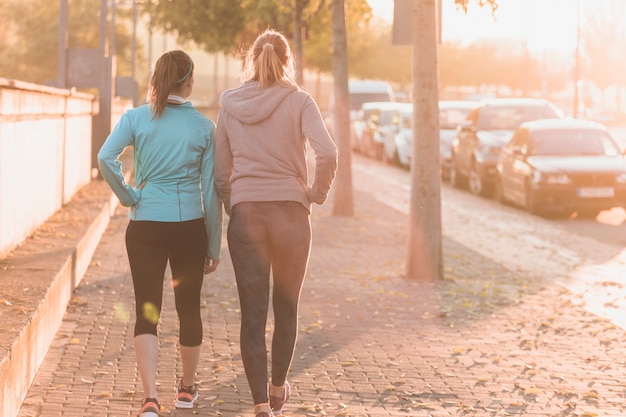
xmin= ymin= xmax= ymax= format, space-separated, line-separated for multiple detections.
xmin=573 ymin=0 xmax=580 ymax=118
xmin=91 ymin=0 xmax=114 ymax=176
xmin=57 ymin=0 xmax=68 ymax=88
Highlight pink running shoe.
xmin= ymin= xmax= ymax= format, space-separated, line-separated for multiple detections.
xmin=269 ymin=381 xmax=290 ymax=415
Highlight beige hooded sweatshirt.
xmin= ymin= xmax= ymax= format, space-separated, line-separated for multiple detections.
xmin=214 ymin=81 xmax=338 ymax=214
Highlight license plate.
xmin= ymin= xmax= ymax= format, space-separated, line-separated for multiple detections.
xmin=577 ymin=187 xmax=614 ymax=198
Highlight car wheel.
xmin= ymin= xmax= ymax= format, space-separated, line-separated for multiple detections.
xmin=381 ymin=148 xmax=390 ymax=164
xmin=368 ymin=142 xmax=379 ymax=160
xmin=468 ymin=162 xmax=491 ymax=197
xmin=362 ymin=133 xmax=372 ymax=157
xmin=525 ymin=184 xmax=543 ymax=216
xmin=493 ymin=176 xmax=505 ymax=204
xmin=393 ymin=149 xmax=401 ymax=166
xmin=372 ymin=143 xmax=383 ymax=161
xmin=449 ymin=160 xmax=467 ymax=189
xmin=577 ymin=208 xmax=600 ymax=219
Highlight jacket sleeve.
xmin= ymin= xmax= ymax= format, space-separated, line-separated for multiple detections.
xmin=214 ymin=108 xmax=234 ymax=214
xmin=301 ymin=95 xmax=338 ymax=204
xmin=97 ymin=112 xmax=141 ymax=207
xmin=201 ymin=125 xmax=223 ymax=260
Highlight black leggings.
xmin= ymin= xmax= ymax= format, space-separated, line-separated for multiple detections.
xmin=125 ymin=218 xmax=207 ymax=347
xmin=227 ymin=201 xmax=311 ymax=405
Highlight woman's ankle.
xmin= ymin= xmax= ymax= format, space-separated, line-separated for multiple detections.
xmin=254 ymin=402 xmax=273 ymax=415
xmin=269 ymin=382 xmax=285 ymax=397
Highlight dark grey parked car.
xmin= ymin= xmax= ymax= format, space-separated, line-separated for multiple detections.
xmin=495 ymin=118 xmax=626 ymax=218
xmin=449 ymin=98 xmax=563 ymax=196
xmin=439 ymin=100 xmax=475 ymax=180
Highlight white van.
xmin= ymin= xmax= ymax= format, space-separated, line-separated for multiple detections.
xmin=326 ymin=79 xmax=395 ymax=143
xmin=348 ymin=80 xmax=396 ymax=117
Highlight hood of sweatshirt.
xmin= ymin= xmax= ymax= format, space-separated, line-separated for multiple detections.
xmin=219 ymin=81 xmax=296 ymax=125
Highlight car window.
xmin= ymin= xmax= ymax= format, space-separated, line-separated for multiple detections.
xmin=508 ymin=128 xmax=529 ymax=150
xmin=478 ymin=105 xmax=560 ymax=131
xmin=530 ymin=129 xmax=621 ymax=156
xmin=465 ymin=107 xmax=480 ymax=126
xmin=351 ymin=93 xmax=393 ymax=110
xmin=379 ymin=109 xmax=397 ymax=125
xmin=359 ymin=108 xmax=377 ymax=121
xmin=440 ymin=108 xmax=472 ymax=129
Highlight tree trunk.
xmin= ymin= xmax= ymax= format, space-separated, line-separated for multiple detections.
xmin=406 ymin=0 xmax=442 ymax=281
xmin=331 ymin=0 xmax=354 ymax=216
xmin=293 ymin=0 xmax=305 ymax=86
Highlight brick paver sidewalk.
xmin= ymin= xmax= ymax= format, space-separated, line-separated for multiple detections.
xmin=17 ymin=160 xmax=626 ymax=417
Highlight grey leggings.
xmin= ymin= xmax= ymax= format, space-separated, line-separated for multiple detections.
xmin=227 ymin=201 xmax=311 ymax=405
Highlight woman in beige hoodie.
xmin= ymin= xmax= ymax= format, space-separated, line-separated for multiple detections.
xmin=214 ymin=29 xmax=337 ymax=417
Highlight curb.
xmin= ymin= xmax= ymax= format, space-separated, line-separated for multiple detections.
xmin=0 ymin=180 xmax=122 ymax=417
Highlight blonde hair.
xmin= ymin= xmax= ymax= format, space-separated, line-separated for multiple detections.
xmin=243 ymin=29 xmax=298 ymax=89
xmin=147 ymin=50 xmax=194 ymax=119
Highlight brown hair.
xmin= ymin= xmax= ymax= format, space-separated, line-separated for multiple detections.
xmin=243 ymin=29 xmax=298 ymax=89
xmin=147 ymin=50 xmax=194 ymax=119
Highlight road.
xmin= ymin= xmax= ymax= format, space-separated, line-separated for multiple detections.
xmin=350 ymin=152 xmax=626 ymax=331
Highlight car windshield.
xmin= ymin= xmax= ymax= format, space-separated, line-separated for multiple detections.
xmin=440 ymin=108 xmax=471 ymax=129
xmin=378 ymin=109 xmax=397 ymax=125
xmin=477 ymin=105 xmax=560 ymax=130
xmin=530 ymin=129 xmax=621 ymax=156
xmin=359 ymin=107 xmax=378 ymax=121
xmin=351 ymin=93 xmax=392 ymax=110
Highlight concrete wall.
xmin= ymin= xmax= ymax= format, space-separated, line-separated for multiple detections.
xmin=0 ymin=78 xmax=98 ymax=258
xmin=0 ymin=78 xmax=134 ymax=417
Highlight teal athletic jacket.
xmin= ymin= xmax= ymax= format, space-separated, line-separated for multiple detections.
xmin=97 ymin=102 xmax=222 ymax=261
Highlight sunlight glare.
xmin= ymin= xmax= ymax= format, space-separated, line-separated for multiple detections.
xmin=368 ymin=0 xmax=607 ymax=54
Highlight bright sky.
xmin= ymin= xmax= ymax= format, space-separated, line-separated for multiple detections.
xmin=367 ymin=0 xmax=594 ymax=54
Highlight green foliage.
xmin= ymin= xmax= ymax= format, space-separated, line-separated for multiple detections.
xmin=0 ymin=0 xmax=144 ymax=86
xmin=302 ymin=0 xmax=385 ymax=77
xmin=347 ymin=22 xmax=412 ymax=87
xmin=302 ymin=3 xmax=333 ymax=71
xmin=142 ymin=0 xmax=247 ymax=53
xmin=141 ymin=0 xmax=303 ymax=54
xmin=8 ymin=0 xmax=622 ymax=103
xmin=143 ymin=0 xmax=371 ymax=75
xmin=1 ymin=0 xmax=59 ymax=83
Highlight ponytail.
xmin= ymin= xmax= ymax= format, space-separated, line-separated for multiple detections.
xmin=243 ymin=29 xmax=298 ymax=89
xmin=147 ymin=50 xmax=194 ymax=119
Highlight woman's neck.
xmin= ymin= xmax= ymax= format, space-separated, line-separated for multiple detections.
xmin=167 ymin=94 xmax=186 ymax=104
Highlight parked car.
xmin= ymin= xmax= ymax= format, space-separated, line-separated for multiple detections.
xmin=379 ymin=100 xmax=473 ymax=170
xmin=381 ymin=103 xmax=413 ymax=167
xmin=439 ymin=100 xmax=476 ymax=180
xmin=353 ymin=101 xmax=397 ymax=155
xmin=360 ymin=102 xmax=410 ymax=160
xmin=494 ymin=118 xmax=626 ymax=217
xmin=327 ymin=79 xmax=395 ymax=143
xmin=347 ymin=80 xmax=396 ymax=116
xmin=449 ymin=98 xmax=564 ymax=196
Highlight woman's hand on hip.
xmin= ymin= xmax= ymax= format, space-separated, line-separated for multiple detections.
xmin=204 ymin=257 xmax=220 ymax=274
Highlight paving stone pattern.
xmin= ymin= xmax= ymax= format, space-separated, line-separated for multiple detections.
xmin=16 ymin=157 xmax=626 ymax=417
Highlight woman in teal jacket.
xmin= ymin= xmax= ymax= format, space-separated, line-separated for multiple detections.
xmin=98 ymin=50 xmax=222 ymax=417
